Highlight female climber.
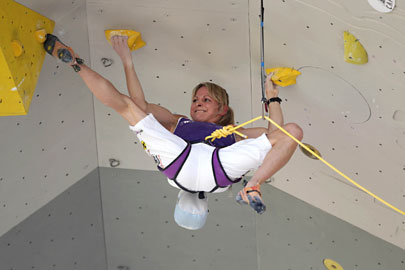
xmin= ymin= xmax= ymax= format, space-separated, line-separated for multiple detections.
xmin=44 ymin=34 xmax=303 ymax=229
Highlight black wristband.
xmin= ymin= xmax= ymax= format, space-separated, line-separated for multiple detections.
xmin=267 ymin=97 xmax=282 ymax=104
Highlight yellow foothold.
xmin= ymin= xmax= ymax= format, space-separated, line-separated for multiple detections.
xmin=11 ymin=40 xmax=23 ymax=57
xmin=323 ymin=259 xmax=343 ymax=270
xmin=105 ymin=29 xmax=146 ymax=51
xmin=35 ymin=29 xmax=47 ymax=43
xmin=265 ymin=67 xmax=301 ymax=87
xmin=344 ymin=31 xmax=368 ymax=65
xmin=300 ymin=143 xmax=321 ymax=160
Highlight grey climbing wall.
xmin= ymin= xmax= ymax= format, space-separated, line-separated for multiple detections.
xmin=0 ymin=168 xmax=107 ymax=270
xmin=100 ymin=167 xmax=405 ymax=270
xmin=256 ymin=181 xmax=405 ymax=270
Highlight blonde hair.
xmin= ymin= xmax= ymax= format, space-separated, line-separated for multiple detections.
xmin=191 ymin=82 xmax=234 ymax=126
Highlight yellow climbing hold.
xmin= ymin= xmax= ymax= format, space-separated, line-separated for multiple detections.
xmin=323 ymin=259 xmax=343 ymax=270
xmin=343 ymin=31 xmax=368 ymax=65
xmin=0 ymin=0 xmax=55 ymax=116
xmin=11 ymin=40 xmax=23 ymax=57
xmin=35 ymin=29 xmax=47 ymax=44
xmin=105 ymin=29 xmax=146 ymax=51
xmin=265 ymin=67 xmax=301 ymax=87
xmin=300 ymin=143 xmax=321 ymax=160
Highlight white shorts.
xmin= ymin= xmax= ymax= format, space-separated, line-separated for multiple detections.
xmin=129 ymin=114 xmax=272 ymax=193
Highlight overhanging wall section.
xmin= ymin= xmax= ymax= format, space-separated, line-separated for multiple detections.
xmin=99 ymin=167 xmax=405 ymax=270
xmin=0 ymin=0 xmax=98 ymax=238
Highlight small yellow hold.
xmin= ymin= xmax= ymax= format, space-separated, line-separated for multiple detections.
xmin=300 ymin=143 xmax=321 ymax=160
xmin=35 ymin=29 xmax=47 ymax=43
xmin=343 ymin=31 xmax=368 ymax=65
xmin=105 ymin=29 xmax=146 ymax=51
xmin=11 ymin=40 xmax=23 ymax=57
xmin=265 ymin=67 xmax=301 ymax=87
xmin=323 ymin=259 xmax=343 ymax=270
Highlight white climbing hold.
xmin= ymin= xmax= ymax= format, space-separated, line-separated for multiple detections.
xmin=368 ymin=0 xmax=395 ymax=13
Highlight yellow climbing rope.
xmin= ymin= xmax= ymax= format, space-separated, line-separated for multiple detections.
xmin=206 ymin=116 xmax=405 ymax=216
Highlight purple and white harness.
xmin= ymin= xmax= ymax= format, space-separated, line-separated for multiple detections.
xmin=158 ymin=118 xmax=243 ymax=194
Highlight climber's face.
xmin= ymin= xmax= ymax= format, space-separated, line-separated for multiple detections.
xmin=190 ymin=86 xmax=226 ymax=124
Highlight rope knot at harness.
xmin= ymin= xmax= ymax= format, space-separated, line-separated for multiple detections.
xmin=205 ymin=125 xmax=247 ymax=142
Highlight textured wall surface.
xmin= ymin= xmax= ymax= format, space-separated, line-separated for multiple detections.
xmin=0 ymin=169 xmax=107 ymax=270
